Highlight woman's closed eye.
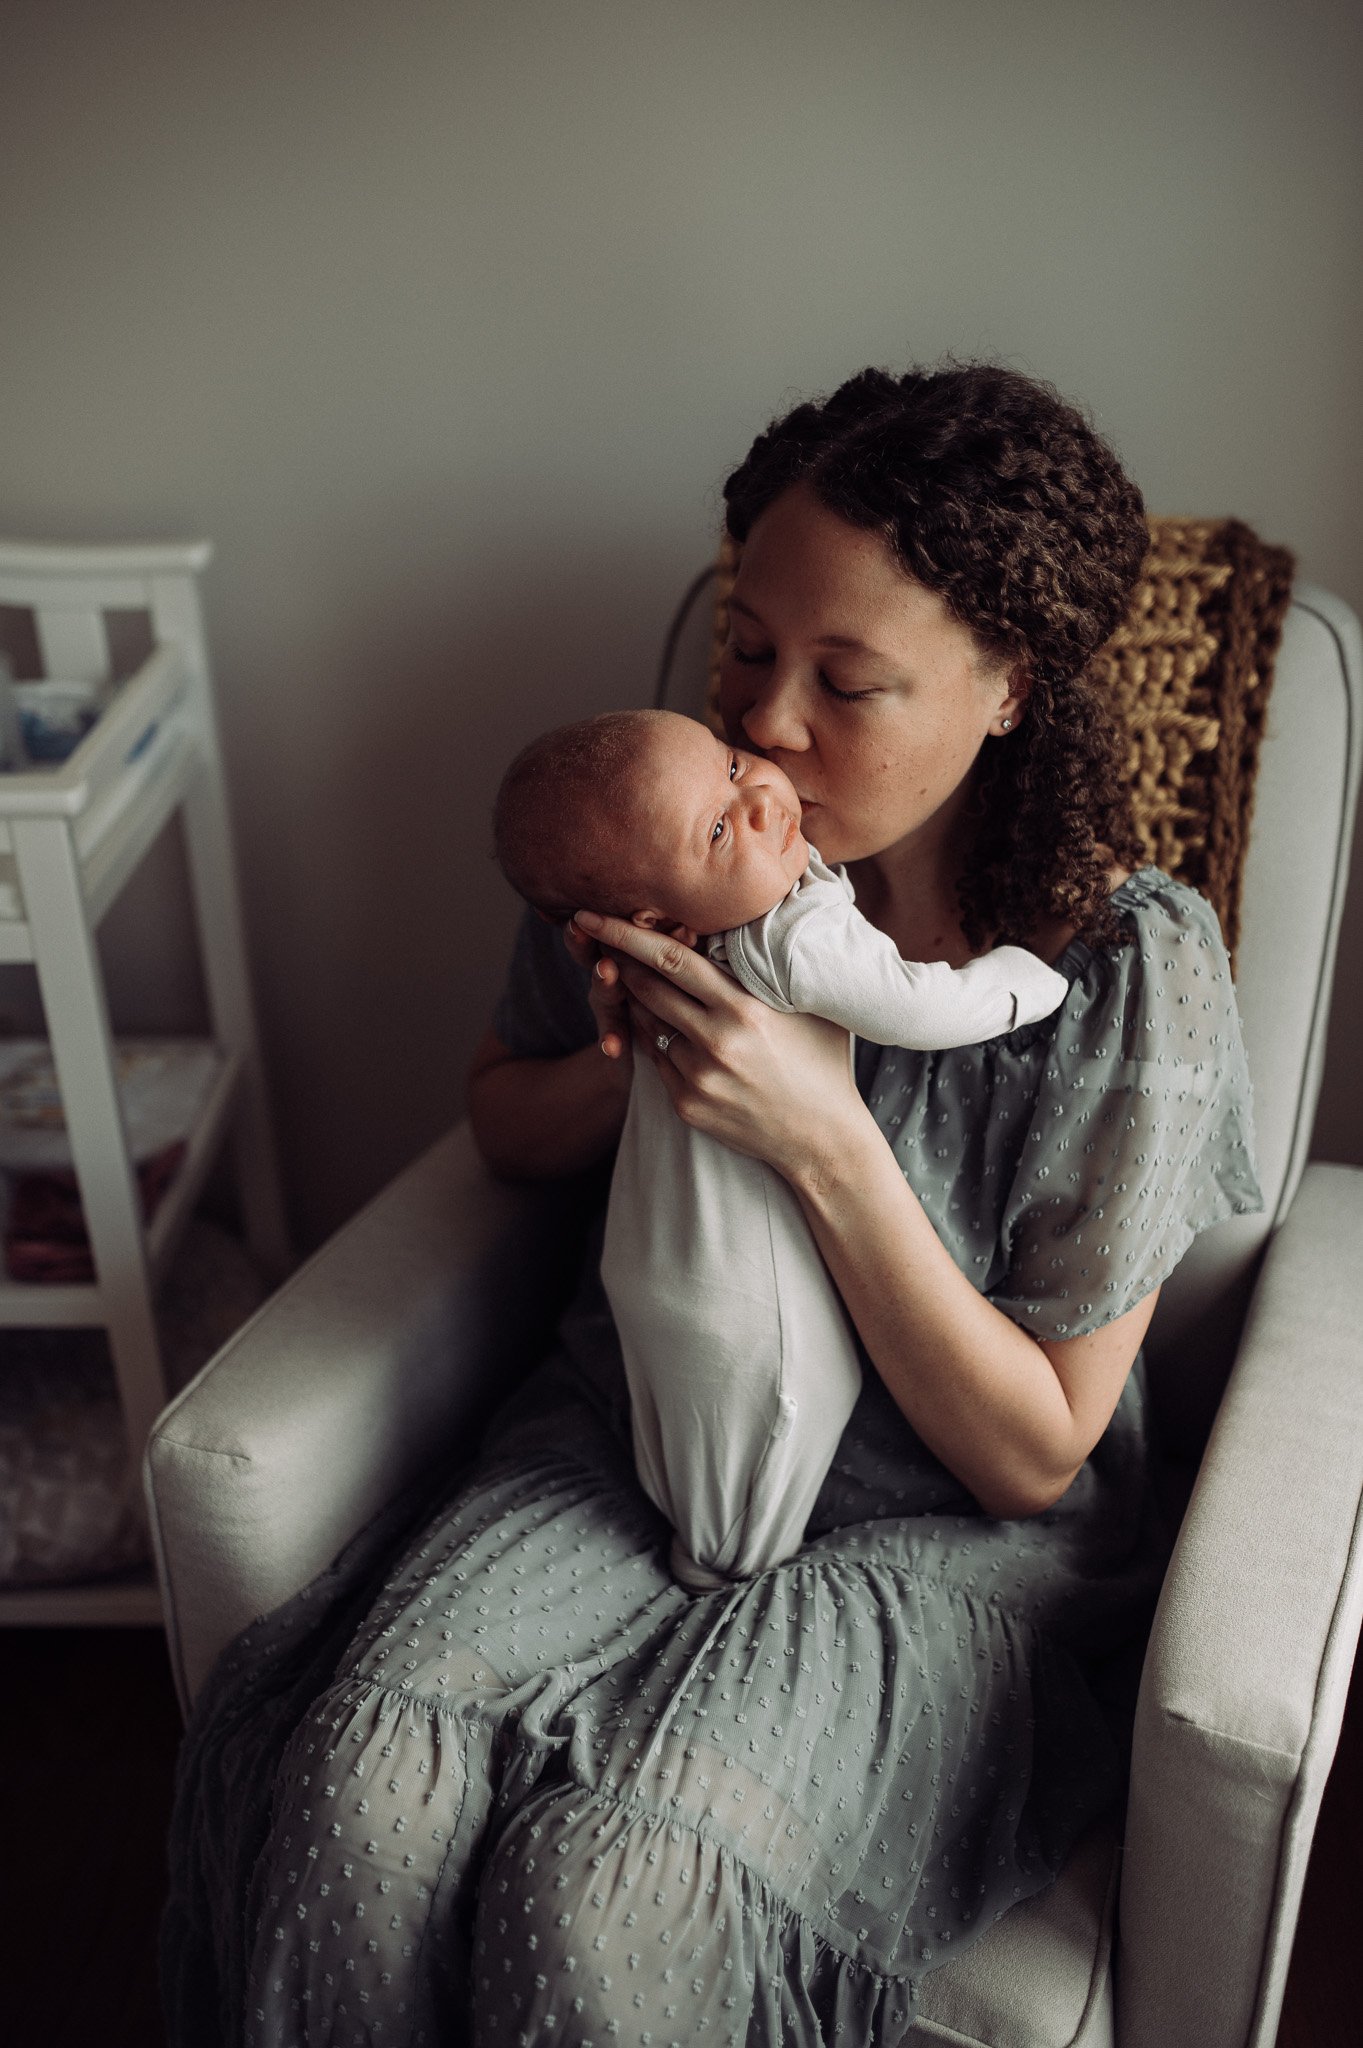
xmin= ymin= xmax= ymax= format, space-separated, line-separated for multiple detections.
xmin=819 ymin=674 xmax=877 ymax=704
xmin=728 ymin=643 xmax=875 ymax=704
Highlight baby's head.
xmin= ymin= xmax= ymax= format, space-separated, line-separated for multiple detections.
xmin=493 ymin=708 xmax=808 ymax=937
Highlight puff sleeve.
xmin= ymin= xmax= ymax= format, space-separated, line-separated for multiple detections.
xmin=987 ymin=875 xmax=1262 ymax=1340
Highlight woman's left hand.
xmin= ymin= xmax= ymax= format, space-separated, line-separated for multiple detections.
xmin=572 ymin=911 xmax=868 ymax=1184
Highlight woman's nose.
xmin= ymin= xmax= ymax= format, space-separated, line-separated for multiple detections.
xmin=739 ymin=675 xmax=809 ymax=756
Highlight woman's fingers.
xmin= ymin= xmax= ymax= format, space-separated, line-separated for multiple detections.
xmin=593 ymin=959 xmax=632 ymax=1059
xmin=573 ymin=913 xmax=726 ymax=1003
xmin=625 ymin=993 xmax=686 ymax=1063
xmin=565 ymin=918 xmax=633 ymax=1060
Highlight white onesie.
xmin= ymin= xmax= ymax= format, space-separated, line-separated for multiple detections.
xmin=600 ymin=851 xmax=1070 ymax=1590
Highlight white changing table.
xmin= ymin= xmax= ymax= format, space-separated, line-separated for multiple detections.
xmin=0 ymin=540 xmax=291 ymax=1624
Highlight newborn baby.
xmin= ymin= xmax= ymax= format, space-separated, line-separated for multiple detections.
xmin=494 ymin=709 xmax=1069 ymax=1588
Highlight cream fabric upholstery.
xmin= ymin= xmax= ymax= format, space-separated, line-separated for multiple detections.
xmin=145 ymin=584 xmax=1363 ymax=2048
xmin=145 ymin=1128 xmax=575 ymax=1714
xmin=1119 ymin=1163 xmax=1363 ymax=2048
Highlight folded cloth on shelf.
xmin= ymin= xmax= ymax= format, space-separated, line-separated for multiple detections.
xmin=4 ymin=1139 xmax=185 ymax=1283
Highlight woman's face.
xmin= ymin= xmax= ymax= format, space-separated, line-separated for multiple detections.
xmin=717 ymin=485 xmax=1020 ymax=871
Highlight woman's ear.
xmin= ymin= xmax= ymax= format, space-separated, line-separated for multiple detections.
xmin=993 ymin=662 xmax=1031 ymax=736
xmin=631 ymin=908 xmax=700 ymax=950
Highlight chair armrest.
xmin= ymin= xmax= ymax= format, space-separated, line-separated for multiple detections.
xmin=144 ymin=1122 xmax=578 ymax=1713
xmin=1117 ymin=1162 xmax=1363 ymax=2048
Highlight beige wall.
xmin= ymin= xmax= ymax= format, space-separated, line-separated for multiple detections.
xmin=1 ymin=0 xmax=1359 ymax=1246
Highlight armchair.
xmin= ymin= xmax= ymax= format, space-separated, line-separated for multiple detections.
xmin=145 ymin=583 xmax=1363 ymax=2048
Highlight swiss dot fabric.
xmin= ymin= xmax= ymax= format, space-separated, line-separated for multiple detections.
xmin=853 ymin=867 xmax=1262 ymax=1340
xmin=229 ymin=867 xmax=1259 ymax=2046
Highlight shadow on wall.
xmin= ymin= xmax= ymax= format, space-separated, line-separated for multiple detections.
xmin=0 ymin=513 xmax=715 ymax=1253
xmin=252 ymin=525 xmax=708 ymax=1248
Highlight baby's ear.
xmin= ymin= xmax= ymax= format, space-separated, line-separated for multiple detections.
xmin=632 ymin=908 xmax=699 ymax=951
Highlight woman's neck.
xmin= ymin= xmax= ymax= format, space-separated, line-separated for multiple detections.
xmin=848 ymin=820 xmax=976 ymax=967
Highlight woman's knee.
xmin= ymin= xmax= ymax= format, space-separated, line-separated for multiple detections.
xmin=471 ymin=1787 xmax=752 ymax=2044
xmin=247 ymin=1685 xmax=471 ymax=2043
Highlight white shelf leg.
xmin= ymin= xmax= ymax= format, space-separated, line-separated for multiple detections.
xmin=149 ymin=572 xmax=293 ymax=1279
xmin=179 ymin=762 xmax=293 ymax=1277
xmin=11 ymin=815 xmax=168 ymax=1463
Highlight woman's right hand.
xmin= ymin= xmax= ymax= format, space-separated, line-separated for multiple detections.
xmin=566 ymin=916 xmax=634 ymax=1066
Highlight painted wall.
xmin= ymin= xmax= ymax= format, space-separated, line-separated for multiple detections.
xmin=1 ymin=0 xmax=1359 ymax=1245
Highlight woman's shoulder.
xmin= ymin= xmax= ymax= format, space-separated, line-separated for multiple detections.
xmin=1083 ymin=863 xmax=1227 ymax=952
xmin=1055 ymin=865 xmax=1241 ymax=1062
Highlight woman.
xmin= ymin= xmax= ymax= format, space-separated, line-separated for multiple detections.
xmin=221 ymin=365 xmax=1260 ymax=2043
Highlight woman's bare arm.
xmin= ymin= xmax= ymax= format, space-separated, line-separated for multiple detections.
xmin=466 ymin=922 xmax=636 ymax=1180
xmin=791 ymin=1113 xmax=1160 ymax=1517
xmin=466 ymin=1026 xmax=630 ymax=1181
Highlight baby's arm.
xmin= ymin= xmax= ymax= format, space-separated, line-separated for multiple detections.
xmin=780 ymin=897 xmax=1069 ymax=1048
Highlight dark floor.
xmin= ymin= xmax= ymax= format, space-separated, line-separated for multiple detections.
xmin=12 ymin=1628 xmax=182 ymax=2046
xmin=8 ymin=1625 xmax=1359 ymax=2046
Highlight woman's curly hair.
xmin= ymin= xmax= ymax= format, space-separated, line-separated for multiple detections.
xmin=722 ymin=363 xmax=1149 ymax=950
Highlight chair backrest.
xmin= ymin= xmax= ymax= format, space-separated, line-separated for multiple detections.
xmin=1145 ymin=582 xmax=1361 ymax=1452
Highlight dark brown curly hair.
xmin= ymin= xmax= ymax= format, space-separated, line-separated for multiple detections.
xmin=722 ymin=363 xmax=1149 ymax=950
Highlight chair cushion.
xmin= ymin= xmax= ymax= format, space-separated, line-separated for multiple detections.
xmin=908 ymin=1823 xmax=1118 ymax=2048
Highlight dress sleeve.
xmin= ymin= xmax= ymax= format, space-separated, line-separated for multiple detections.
xmin=490 ymin=908 xmax=598 ymax=1060
xmin=988 ymin=875 xmax=1263 ymax=1340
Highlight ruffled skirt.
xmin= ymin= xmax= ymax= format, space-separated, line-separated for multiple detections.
xmin=239 ymin=1351 xmax=1159 ymax=2046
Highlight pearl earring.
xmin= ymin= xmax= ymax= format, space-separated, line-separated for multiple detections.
xmin=1000 ymin=717 xmax=1013 ymax=731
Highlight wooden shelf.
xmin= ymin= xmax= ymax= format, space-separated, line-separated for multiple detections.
xmin=0 ymin=1040 xmax=236 ymax=1326
xmin=0 ymin=537 xmax=292 ymax=1627
xmin=0 ymin=651 xmax=196 ymax=960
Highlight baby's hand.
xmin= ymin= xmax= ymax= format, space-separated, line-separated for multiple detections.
xmin=566 ymin=916 xmax=632 ymax=1061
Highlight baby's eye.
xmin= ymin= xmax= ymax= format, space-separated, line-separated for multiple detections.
xmin=728 ymin=756 xmax=739 ymax=781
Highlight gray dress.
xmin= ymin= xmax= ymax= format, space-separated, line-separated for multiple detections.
xmin=239 ymin=867 xmax=1260 ymax=2046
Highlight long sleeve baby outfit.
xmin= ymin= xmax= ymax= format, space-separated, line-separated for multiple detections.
xmin=601 ymin=851 xmax=1070 ymax=1590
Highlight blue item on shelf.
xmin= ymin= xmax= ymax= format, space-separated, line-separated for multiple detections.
xmin=13 ymin=681 xmax=101 ymax=762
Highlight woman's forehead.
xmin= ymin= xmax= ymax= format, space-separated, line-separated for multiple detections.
xmin=732 ymin=488 xmax=938 ymax=649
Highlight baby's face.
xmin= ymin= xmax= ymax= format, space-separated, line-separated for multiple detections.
xmin=612 ymin=717 xmax=809 ymax=934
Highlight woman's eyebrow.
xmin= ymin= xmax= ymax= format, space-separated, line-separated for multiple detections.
xmin=729 ymin=594 xmax=879 ymax=655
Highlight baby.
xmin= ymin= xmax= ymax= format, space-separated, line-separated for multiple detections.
xmin=494 ymin=709 xmax=1069 ymax=1589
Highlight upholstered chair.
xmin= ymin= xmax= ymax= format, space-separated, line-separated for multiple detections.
xmin=145 ymin=562 xmax=1362 ymax=2048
